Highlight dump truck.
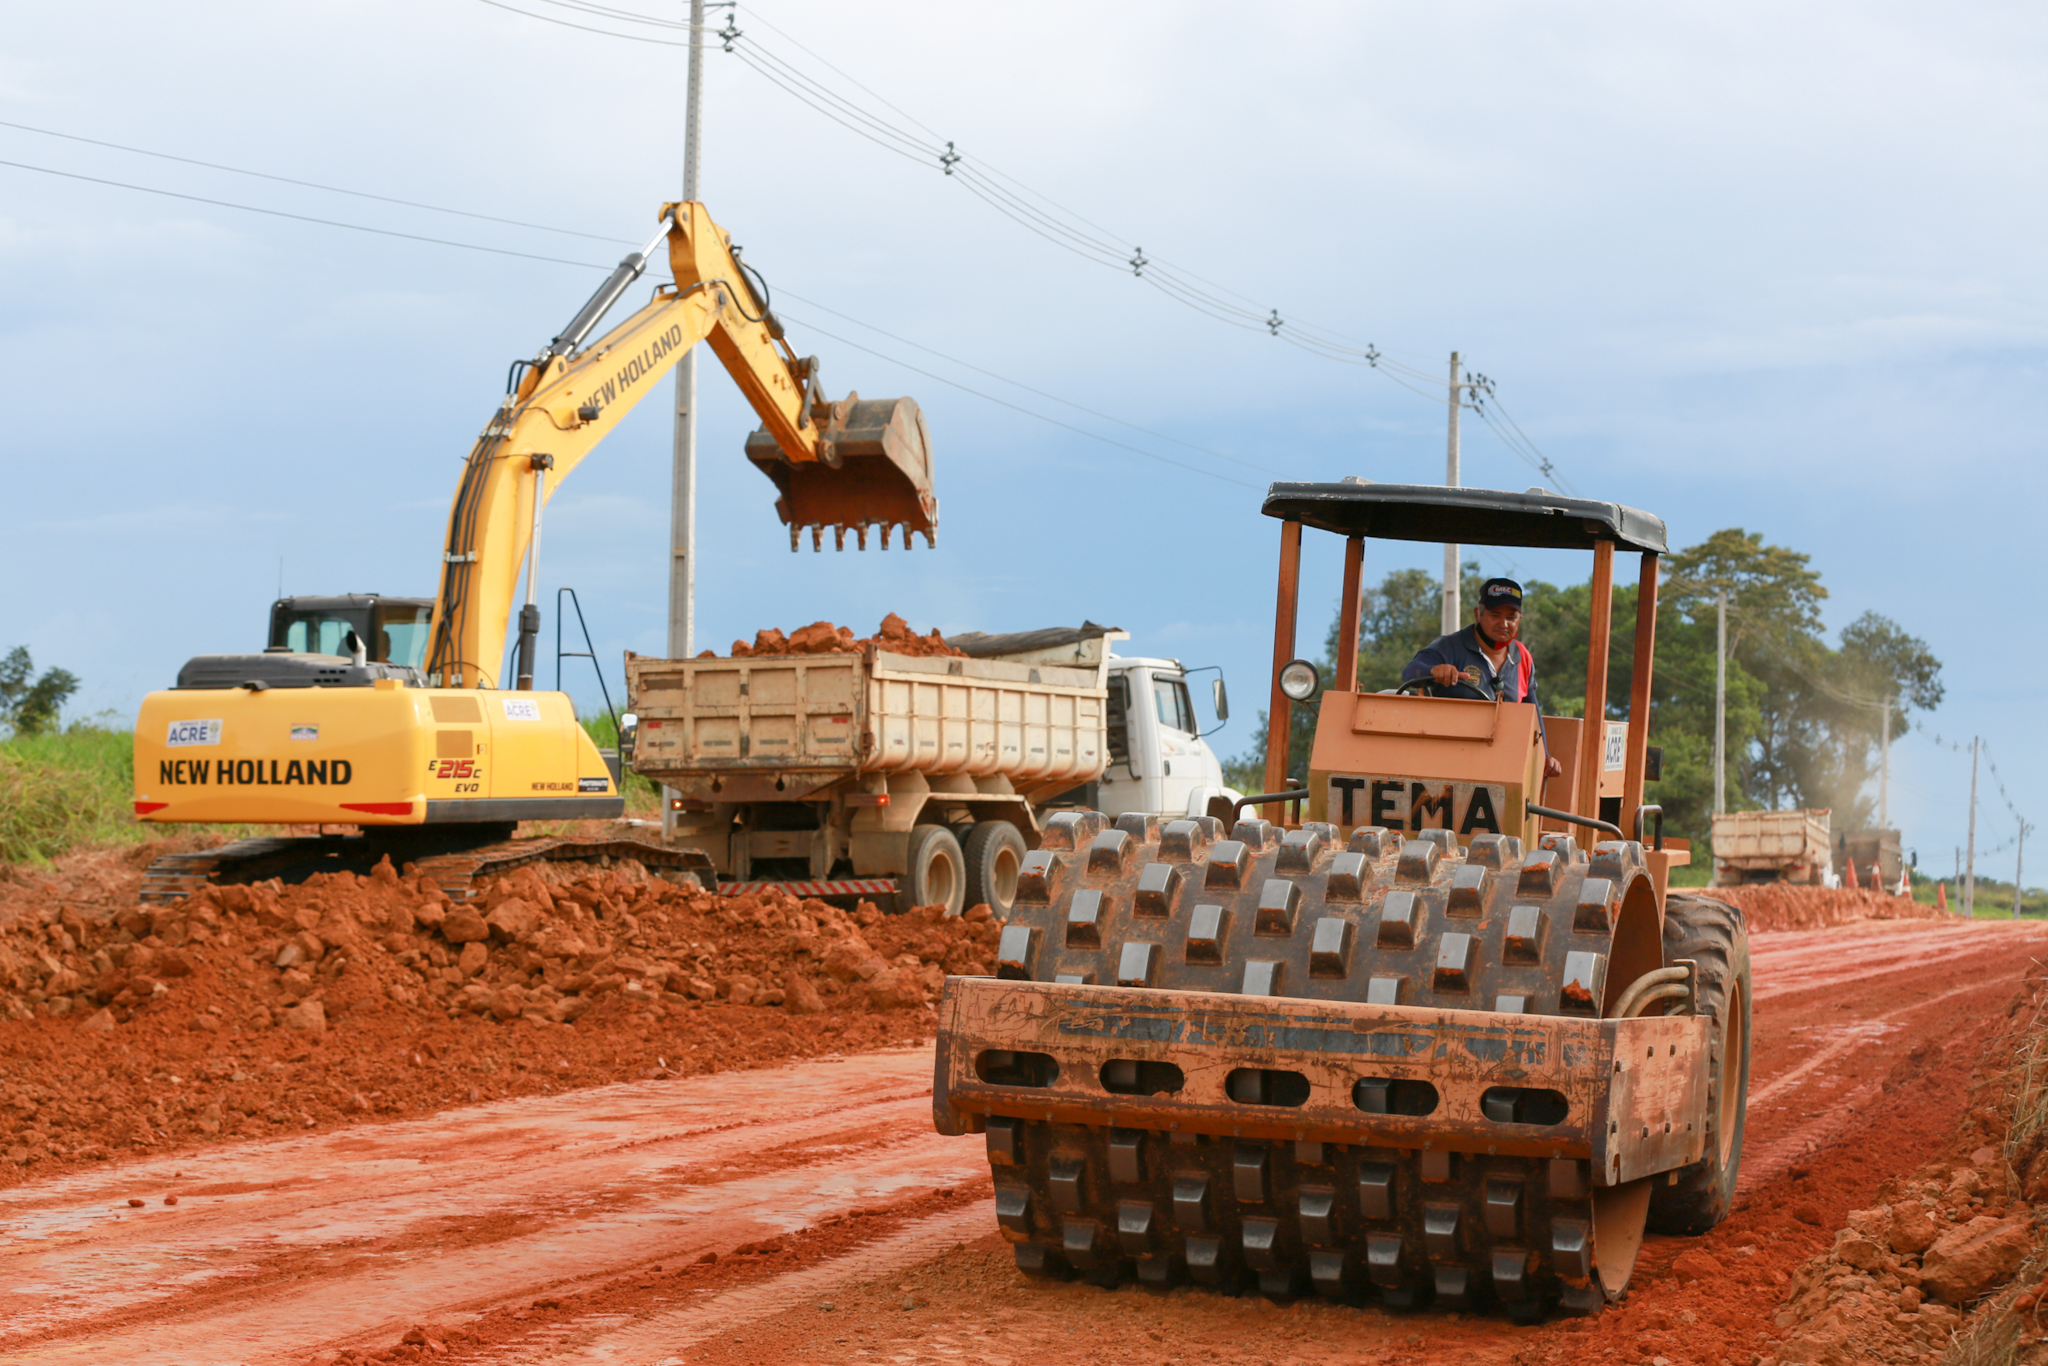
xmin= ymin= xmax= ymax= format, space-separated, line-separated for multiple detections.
xmin=621 ymin=625 xmax=1239 ymax=916
xmin=1835 ymin=828 xmax=1902 ymax=891
xmin=931 ymin=481 xmax=1749 ymax=1319
xmin=1711 ymin=809 xmax=1837 ymax=888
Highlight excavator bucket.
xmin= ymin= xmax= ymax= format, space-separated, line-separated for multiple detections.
xmin=745 ymin=395 xmax=939 ymax=551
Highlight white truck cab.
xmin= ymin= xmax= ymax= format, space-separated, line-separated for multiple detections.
xmin=1098 ymin=654 xmax=1240 ymax=824
xmin=944 ymin=623 xmax=1242 ymax=827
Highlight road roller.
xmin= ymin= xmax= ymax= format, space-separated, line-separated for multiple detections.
xmin=931 ymin=481 xmax=1750 ymax=1318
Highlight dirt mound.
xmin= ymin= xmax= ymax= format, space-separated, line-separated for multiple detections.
xmin=1702 ymin=882 xmax=1949 ymax=932
xmin=0 ymin=849 xmax=998 ymax=1181
xmin=1759 ymin=977 xmax=2048 ymax=1365
xmin=713 ymin=612 xmax=964 ymax=660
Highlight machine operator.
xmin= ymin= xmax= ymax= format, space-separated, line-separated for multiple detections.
xmin=1401 ymin=577 xmax=1565 ymax=779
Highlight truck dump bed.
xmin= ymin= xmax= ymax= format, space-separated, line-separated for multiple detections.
xmin=1711 ymin=809 xmax=1832 ymax=883
xmin=624 ymin=646 xmax=1108 ymax=803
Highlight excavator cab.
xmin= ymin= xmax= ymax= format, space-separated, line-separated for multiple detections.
xmin=931 ymin=482 xmax=1750 ymax=1321
xmin=268 ymin=595 xmax=434 ymax=669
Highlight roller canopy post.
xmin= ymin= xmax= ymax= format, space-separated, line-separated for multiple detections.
xmin=1577 ymin=541 xmax=1615 ymax=820
xmin=1335 ymin=535 xmax=1363 ymax=692
xmin=1263 ymin=520 xmax=1303 ymax=816
xmin=1623 ymin=553 xmax=1659 ymax=819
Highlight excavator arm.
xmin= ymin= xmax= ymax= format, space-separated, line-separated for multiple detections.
xmin=427 ymin=201 xmax=937 ymax=688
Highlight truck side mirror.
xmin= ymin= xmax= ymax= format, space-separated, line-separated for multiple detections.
xmin=1212 ymin=677 xmax=1229 ymax=722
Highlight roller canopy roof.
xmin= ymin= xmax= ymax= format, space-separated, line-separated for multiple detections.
xmin=1261 ymin=481 xmax=1667 ymax=554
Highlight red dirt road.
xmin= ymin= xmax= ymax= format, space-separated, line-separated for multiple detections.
xmin=3 ymin=915 xmax=2041 ymax=1366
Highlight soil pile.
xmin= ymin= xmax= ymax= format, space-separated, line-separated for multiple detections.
xmin=715 ymin=613 xmax=964 ymax=659
xmin=0 ymin=848 xmax=998 ymax=1181
xmin=1704 ymin=882 xmax=1949 ymax=932
xmin=1759 ymin=977 xmax=2048 ymax=1366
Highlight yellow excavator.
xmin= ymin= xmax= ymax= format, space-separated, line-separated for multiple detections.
xmin=133 ymin=201 xmax=936 ymax=902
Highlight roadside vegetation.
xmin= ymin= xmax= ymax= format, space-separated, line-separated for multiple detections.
xmin=0 ymin=646 xmax=146 ymax=866
xmin=579 ymin=712 xmax=663 ymax=815
xmin=0 ymin=726 xmax=144 ymax=866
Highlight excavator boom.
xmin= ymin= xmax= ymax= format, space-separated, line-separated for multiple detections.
xmin=428 ymin=201 xmax=937 ymax=687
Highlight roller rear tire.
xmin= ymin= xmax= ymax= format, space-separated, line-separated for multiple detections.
xmin=1647 ymin=891 xmax=1751 ymax=1235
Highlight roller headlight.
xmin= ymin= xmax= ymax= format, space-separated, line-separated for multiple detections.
xmin=1278 ymin=659 xmax=1320 ymax=702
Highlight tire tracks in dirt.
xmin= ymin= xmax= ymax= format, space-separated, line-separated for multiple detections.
xmin=4 ymin=920 xmax=2045 ymax=1366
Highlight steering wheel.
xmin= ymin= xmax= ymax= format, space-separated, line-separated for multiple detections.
xmin=1393 ymin=678 xmax=1435 ymax=697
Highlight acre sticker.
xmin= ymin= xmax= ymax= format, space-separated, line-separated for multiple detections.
xmin=502 ymin=698 xmax=543 ymax=721
xmin=166 ymin=719 xmax=223 ymax=747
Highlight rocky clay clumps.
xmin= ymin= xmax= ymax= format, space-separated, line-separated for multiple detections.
xmin=0 ymin=856 xmax=996 ymax=1032
xmin=0 ymin=854 xmax=1000 ymax=1178
xmin=713 ymin=612 xmax=964 ymax=660
xmin=1760 ymin=979 xmax=2048 ymax=1366
xmin=1762 ymin=1147 xmax=2030 ymax=1365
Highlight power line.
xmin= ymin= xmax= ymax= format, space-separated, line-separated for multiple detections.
xmin=777 ymin=309 xmax=1259 ymax=489
xmin=463 ymin=0 xmax=1574 ymax=490
xmin=773 ymin=287 xmax=1285 ymax=476
xmin=0 ymin=126 xmax=1277 ymax=489
xmin=0 ymin=157 xmax=608 ymax=268
xmin=471 ymin=0 xmax=691 ymax=45
xmin=0 ymin=118 xmax=637 ymax=245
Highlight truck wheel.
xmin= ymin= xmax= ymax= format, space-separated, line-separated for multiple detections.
xmin=904 ymin=824 xmax=966 ymax=915
xmin=1648 ymin=891 xmax=1751 ymax=1235
xmin=962 ymin=821 xmax=1026 ymax=917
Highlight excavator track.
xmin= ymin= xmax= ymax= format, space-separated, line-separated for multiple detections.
xmin=140 ymin=833 xmax=712 ymax=905
xmin=948 ymin=809 xmax=1697 ymax=1318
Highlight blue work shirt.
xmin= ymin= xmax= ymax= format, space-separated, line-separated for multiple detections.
xmin=1401 ymin=625 xmax=1542 ymax=709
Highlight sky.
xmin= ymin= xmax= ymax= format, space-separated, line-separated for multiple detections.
xmin=1 ymin=0 xmax=2042 ymax=880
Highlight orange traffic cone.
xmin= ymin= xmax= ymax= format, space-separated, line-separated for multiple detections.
xmin=1896 ymin=868 xmax=1910 ymax=897
xmin=1937 ymin=881 xmax=1949 ymax=913
xmin=1845 ymin=859 xmax=1860 ymax=890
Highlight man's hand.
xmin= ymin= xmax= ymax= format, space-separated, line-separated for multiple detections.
xmin=1544 ymin=754 xmax=1564 ymax=778
xmin=1429 ymin=663 xmax=1461 ymax=689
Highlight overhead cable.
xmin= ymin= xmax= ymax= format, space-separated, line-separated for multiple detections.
xmin=777 ymin=309 xmax=1259 ymax=489
xmin=0 ymin=157 xmax=606 ymax=267
xmin=463 ymin=0 xmax=1574 ymax=492
xmin=0 ymin=117 xmax=637 ymax=245
xmin=0 ymin=131 xmax=1273 ymax=489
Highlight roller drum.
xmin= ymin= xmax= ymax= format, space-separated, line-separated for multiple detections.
xmin=973 ymin=809 xmax=1673 ymax=1317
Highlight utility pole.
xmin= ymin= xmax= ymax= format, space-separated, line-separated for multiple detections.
xmin=663 ymin=0 xmax=706 ymax=843
xmin=1433 ymin=350 xmax=1466 ymax=634
xmin=2016 ymin=820 xmax=2029 ymax=919
xmin=1877 ymin=697 xmax=1891 ymax=829
xmin=1441 ymin=351 xmax=1462 ymax=636
xmin=1965 ymin=736 xmax=1980 ymax=917
xmin=1713 ymin=590 xmax=1727 ymax=816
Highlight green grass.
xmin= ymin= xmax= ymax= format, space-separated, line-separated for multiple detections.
xmin=0 ymin=727 xmax=149 ymax=865
xmin=0 ymin=716 xmax=670 ymax=867
xmin=1666 ymin=862 xmax=1714 ymax=888
xmin=579 ymin=713 xmax=663 ymax=816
